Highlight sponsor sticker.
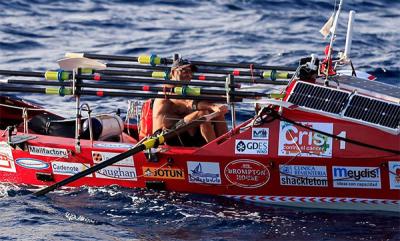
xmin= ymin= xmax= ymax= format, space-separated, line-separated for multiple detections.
xmin=252 ymin=128 xmax=269 ymax=140
xmin=94 ymin=143 xmax=134 ymax=149
xmin=28 ymin=146 xmax=68 ymax=158
xmin=92 ymin=151 xmax=134 ymax=166
xmin=332 ymin=166 xmax=381 ymax=189
xmin=224 ymin=159 xmax=270 ymax=188
xmin=16 ymin=158 xmax=49 ymax=170
xmin=388 ymin=161 xmax=400 ymax=190
xmin=278 ymin=121 xmax=333 ymax=158
xmin=143 ymin=167 xmax=185 ymax=180
xmin=279 ymin=165 xmax=328 ymax=187
xmin=235 ymin=140 xmax=268 ymax=155
xmin=96 ymin=166 xmax=137 ymax=180
xmin=187 ymin=161 xmax=221 ymax=184
xmin=52 ymin=161 xmax=91 ymax=176
xmin=0 ymin=142 xmax=16 ymax=173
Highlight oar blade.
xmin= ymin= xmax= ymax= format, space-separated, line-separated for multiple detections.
xmin=57 ymin=57 xmax=106 ymax=71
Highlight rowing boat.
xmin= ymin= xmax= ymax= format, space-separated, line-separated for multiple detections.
xmin=0 ymin=2 xmax=399 ymax=212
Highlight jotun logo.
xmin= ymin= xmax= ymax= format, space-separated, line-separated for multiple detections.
xmin=143 ymin=167 xmax=185 ymax=180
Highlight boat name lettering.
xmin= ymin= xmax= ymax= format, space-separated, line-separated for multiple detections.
xmin=226 ymin=168 xmax=266 ymax=176
xmin=0 ymin=142 xmax=16 ymax=173
xmin=388 ymin=161 xmax=400 ymax=190
xmin=28 ymin=146 xmax=68 ymax=158
xmin=51 ymin=161 xmax=90 ymax=176
xmin=52 ymin=163 xmax=78 ymax=173
xmin=280 ymin=165 xmax=327 ymax=177
xmin=235 ymin=140 xmax=268 ymax=155
xmin=187 ymin=162 xmax=221 ymax=184
xmin=333 ymin=168 xmax=379 ymax=180
xmin=279 ymin=165 xmax=328 ymax=187
xmin=224 ymin=159 xmax=270 ymax=188
xmin=15 ymin=158 xmax=49 ymax=170
xmin=278 ymin=122 xmax=333 ymax=158
xmin=96 ymin=166 xmax=137 ymax=180
xmin=143 ymin=167 xmax=185 ymax=180
xmin=252 ymin=128 xmax=269 ymax=140
xmin=281 ymin=176 xmax=328 ymax=186
xmin=332 ymin=166 xmax=381 ymax=189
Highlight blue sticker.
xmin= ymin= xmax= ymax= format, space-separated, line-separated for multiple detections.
xmin=93 ymin=143 xmax=134 ymax=149
xmin=16 ymin=158 xmax=49 ymax=170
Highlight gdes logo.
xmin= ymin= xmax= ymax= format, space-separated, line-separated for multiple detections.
xmin=235 ymin=140 xmax=268 ymax=155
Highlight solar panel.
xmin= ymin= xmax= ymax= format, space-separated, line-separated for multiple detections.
xmin=287 ymin=81 xmax=400 ymax=132
xmin=344 ymin=95 xmax=400 ymax=129
xmin=288 ymin=82 xmax=350 ymax=114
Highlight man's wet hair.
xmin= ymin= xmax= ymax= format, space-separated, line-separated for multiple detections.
xmin=171 ymin=58 xmax=198 ymax=72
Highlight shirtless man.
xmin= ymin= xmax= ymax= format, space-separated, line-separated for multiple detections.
xmin=152 ymin=61 xmax=228 ymax=146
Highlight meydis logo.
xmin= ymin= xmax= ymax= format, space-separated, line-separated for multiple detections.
xmin=143 ymin=167 xmax=185 ymax=180
xmin=332 ymin=166 xmax=381 ymax=189
xmin=278 ymin=121 xmax=333 ymax=158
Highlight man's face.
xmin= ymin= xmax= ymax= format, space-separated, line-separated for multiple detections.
xmin=172 ymin=65 xmax=193 ymax=81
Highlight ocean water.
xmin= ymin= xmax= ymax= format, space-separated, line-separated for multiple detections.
xmin=0 ymin=0 xmax=399 ymax=240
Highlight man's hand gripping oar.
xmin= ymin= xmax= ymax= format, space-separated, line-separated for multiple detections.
xmin=33 ymin=111 xmax=221 ymax=196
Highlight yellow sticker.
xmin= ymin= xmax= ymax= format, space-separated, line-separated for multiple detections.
xmin=142 ymin=167 xmax=185 ymax=180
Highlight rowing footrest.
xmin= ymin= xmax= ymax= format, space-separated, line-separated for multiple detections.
xmin=8 ymin=135 xmax=37 ymax=145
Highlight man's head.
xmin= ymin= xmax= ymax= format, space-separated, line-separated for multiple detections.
xmin=171 ymin=59 xmax=197 ymax=81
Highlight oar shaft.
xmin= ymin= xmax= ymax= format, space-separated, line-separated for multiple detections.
xmin=96 ymin=69 xmax=289 ymax=84
xmin=73 ymin=52 xmax=297 ymax=71
xmin=0 ymin=70 xmax=44 ymax=78
xmin=0 ymin=69 xmax=288 ymax=86
xmin=2 ymin=79 xmax=70 ymax=87
xmin=2 ymin=79 xmax=282 ymax=99
xmin=0 ymin=84 xmax=228 ymax=101
xmin=79 ymin=74 xmax=230 ymax=88
xmin=104 ymin=63 xmax=293 ymax=79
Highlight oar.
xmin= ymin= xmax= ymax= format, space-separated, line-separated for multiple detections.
xmin=33 ymin=111 xmax=221 ymax=196
xmin=95 ymin=69 xmax=290 ymax=84
xmin=0 ymin=79 xmax=284 ymax=99
xmin=66 ymin=52 xmax=297 ymax=71
xmin=0 ymin=69 xmax=233 ymax=88
xmin=104 ymin=62 xmax=292 ymax=80
xmin=0 ymin=69 xmax=289 ymax=86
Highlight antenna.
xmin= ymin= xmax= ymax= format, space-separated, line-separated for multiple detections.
xmin=344 ymin=10 xmax=356 ymax=61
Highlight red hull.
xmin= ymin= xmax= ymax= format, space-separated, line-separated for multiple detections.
xmin=1 ymin=90 xmax=399 ymax=212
